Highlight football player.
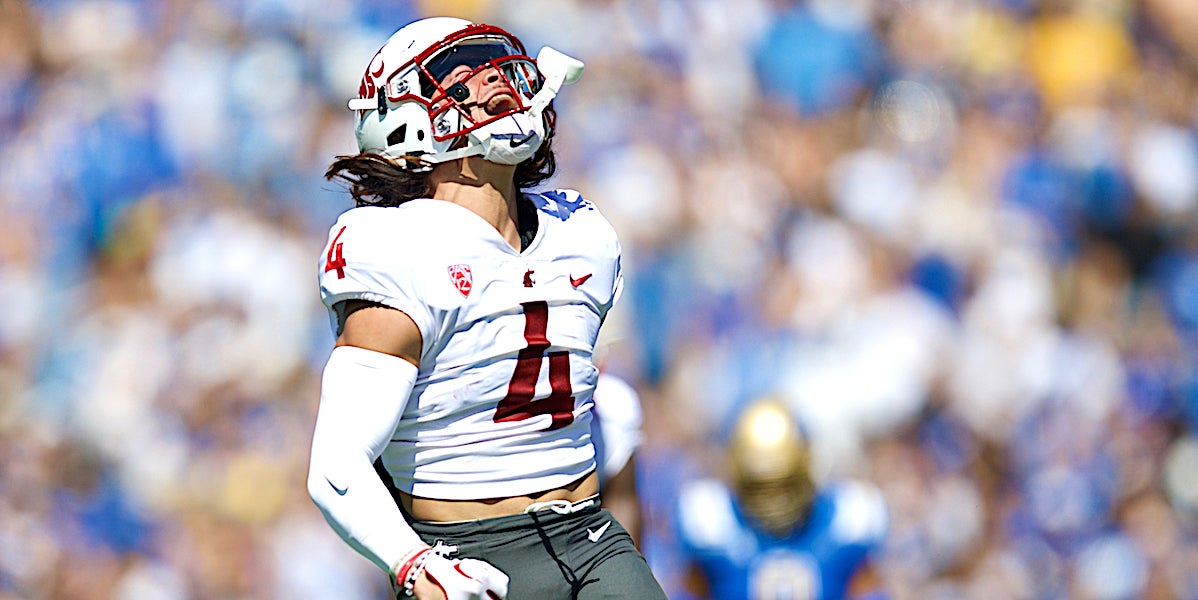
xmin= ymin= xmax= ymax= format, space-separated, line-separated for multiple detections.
xmin=675 ymin=398 xmax=888 ymax=600
xmin=306 ymin=16 xmax=666 ymax=600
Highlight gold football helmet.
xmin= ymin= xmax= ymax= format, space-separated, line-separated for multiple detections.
xmin=726 ymin=398 xmax=816 ymax=536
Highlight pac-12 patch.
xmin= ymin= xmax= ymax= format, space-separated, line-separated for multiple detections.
xmin=447 ymin=264 xmax=473 ymax=297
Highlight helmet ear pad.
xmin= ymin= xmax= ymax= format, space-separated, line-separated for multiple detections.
xmin=357 ymin=101 xmax=438 ymax=168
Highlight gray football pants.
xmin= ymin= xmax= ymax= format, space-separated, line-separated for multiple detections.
xmin=408 ymin=503 xmax=667 ymax=599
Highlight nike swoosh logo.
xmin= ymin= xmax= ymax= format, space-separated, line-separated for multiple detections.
xmin=587 ymin=521 xmax=611 ymax=543
xmin=507 ymin=131 xmax=536 ymax=147
xmin=570 ymin=273 xmax=592 ymax=288
xmin=326 ymin=477 xmax=348 ymax=496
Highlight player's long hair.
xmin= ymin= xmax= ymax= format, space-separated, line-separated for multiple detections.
xmin=325 ymin=107 xmax=558 ymax=208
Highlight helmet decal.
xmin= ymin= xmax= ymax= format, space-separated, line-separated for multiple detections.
xmin=358 ymin=52 xmax=387 ymax=105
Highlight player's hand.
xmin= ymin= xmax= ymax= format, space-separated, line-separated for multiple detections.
xmin=409 ymin=552 xmax=509 ymax=600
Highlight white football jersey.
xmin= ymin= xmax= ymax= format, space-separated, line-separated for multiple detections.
xmin=318 ymin=190 xmax=623 ymax=500
xmin=590 ymin=373 xmax=643 ymax=484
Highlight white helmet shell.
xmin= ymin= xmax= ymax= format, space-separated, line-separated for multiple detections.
xmin=349 ymin=17 xmax=583 ymax=170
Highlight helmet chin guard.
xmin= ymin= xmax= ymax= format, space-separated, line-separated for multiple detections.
xmin=348 ymin=18 xmax=584 ymax=171
xmin=466 ymin=112 xmax=544 ymax=165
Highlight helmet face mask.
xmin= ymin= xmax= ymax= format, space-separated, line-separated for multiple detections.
xmin=733 ymin=458 xmax=816 ymax=536
xmin=423 ymin=54 xmax=542 ymax=141
xmin=350 ymin=18 xmax=577 ymax=171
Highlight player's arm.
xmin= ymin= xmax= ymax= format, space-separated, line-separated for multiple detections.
xmin=308 ymin=302 xmax=508 ymax=600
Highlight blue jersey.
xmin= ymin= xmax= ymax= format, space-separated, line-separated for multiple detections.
xmin=675 ymin=478 xmax=887 ymax=600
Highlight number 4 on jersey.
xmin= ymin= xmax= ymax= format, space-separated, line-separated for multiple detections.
xmin=325 ymin=226 xmax=347 ymax=279
xmin=495 ymin=301 xmax=575 ymax=430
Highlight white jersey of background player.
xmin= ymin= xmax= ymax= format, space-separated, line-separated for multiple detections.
xmin=590 ymin=371 xmax=646 ymax=545
xmin=591 ymin=372 xmax=643 ymax=483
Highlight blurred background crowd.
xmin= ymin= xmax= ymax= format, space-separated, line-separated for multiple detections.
xmin=2 ymin=0 xmax=1198 ymax=598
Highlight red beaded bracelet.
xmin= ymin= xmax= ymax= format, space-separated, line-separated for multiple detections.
xmin=394 ymin=547 xmax=432 ymax=597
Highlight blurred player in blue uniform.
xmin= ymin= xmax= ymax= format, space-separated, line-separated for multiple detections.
xmin=675 ymin=398 xmax=888 ymax=600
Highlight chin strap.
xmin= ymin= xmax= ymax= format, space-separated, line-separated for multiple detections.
xmin=404 ymin=145 xmax=482 ymax=166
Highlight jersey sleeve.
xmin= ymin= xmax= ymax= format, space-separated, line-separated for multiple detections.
xmin=593 ymin=195 xmax=623 ymax=318
xmin=317 ymin=208 xmax=437 ymax=345
xmin=531 ymin=189 xmax=625 ymax=317
xmin=607 ymin=242 xmax=624 ymax=318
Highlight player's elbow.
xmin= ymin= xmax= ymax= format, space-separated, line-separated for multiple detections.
xmin=307 ymin=425 xmax=362 ymax=510
xmin=307 ymin=444 xmax=369 ymax=511
xmin=307 ymin=451 xmax=347 ymax=512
